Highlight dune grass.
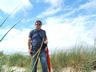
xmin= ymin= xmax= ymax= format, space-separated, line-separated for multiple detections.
xmin=50 ymin=45 xmax=96 ymax=72
xmin=0 ymin=52 xmax=7 ymax=71
xmin=0 ymin=45 xmax=96 ymax=72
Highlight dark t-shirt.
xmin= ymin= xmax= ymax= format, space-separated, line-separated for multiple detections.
xmin=29 ymin=29 xmax=47 ymax=51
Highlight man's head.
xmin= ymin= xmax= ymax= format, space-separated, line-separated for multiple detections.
xmin=35 ymin=20 xmax=42 ymax=30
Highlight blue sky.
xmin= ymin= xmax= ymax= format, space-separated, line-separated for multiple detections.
xmin=0 ymin=0 xmax=96 ymax=55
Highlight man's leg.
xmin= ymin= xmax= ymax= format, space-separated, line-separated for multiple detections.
xmin=40 ymin=50 xmax=48 ymax=72
xmin=31 ymin=54 xmax=39 ymax=72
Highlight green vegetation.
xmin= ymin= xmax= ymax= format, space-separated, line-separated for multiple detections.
xmin=0 ymin=45 xmax=96 ymax=72
xmin=51 ymin=46 xmax=96 ymax=72
xmin=0 ymin=52 xmax=7 ymax=71
xmin=7 ymin=53 xmax=31 ymax=67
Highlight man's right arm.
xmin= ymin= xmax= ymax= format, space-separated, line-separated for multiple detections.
xmin=28 ymin=38 xmax=32 ymax=54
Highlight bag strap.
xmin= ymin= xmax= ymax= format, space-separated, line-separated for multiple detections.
xmin=38 ymin=30 xmax=43 ymax=41
xmin=38 ymin=30 xmax=47 ymax=48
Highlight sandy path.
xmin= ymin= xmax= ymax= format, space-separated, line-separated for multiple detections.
xmin=2 ymin=66 xmax=96 ymax=72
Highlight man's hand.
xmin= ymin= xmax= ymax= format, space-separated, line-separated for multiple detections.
xmin=28 ymin=38 xmax=32 ymax=55
xmin=28 ymin=49 xmax=32 ymax=54
xmin=44 ymin=40 xmax=48 ymax=44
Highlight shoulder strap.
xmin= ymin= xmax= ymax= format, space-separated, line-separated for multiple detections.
xmin=38 ymin=30 xmax=43 ymax=40
xmin=38 ymin=30 xmax=47 ymax=48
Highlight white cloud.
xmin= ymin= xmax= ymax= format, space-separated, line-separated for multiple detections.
xmin=59 ymin=0 xmax=96 ymax=18
xmin=78 ymin=0 xmax=96 ymax=10
xmin=42 ymin=15 xmax=96 ymax=52
xmin=61 ymin=9 xmax=76 ymax=17
xmin=0 ymin=28 xmax=31 ymax=55
xmin=0 ymin=0 xmax=32 ymax=14
xmin=37 ymin=0 xmax=96 ymax=19
xmin=37 ymin=0 xmax=63 ymax=18
xmin=37 ymin=7 xmax=61 ymax=18
xmin=0 ymin=16 xmax=3 ymax=20
xmin=45 ymin=0 xmax=63 ymax=7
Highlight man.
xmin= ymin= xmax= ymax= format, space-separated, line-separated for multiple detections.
xmin=28 ymin=20 xmax=48 ymax=72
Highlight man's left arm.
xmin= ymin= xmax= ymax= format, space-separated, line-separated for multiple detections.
xmin=44 ymin=30 xmax=48 ymax=44
xmin=44 ymin=38 xmax=48 ymax=44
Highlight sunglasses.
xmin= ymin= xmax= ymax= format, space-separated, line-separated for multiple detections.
xmin=36 ymin=24 xmax=41 ymax=25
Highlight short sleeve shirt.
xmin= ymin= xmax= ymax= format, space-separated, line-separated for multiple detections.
xmin=29 ymin=29 xmax=47 ymax=51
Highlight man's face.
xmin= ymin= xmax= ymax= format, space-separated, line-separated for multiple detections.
xmin=35 ymin=22 xmax=42 ymax=30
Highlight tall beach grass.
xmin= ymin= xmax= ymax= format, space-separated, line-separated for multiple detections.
xmin=0 ymin=45 xmax=96 ymax=72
